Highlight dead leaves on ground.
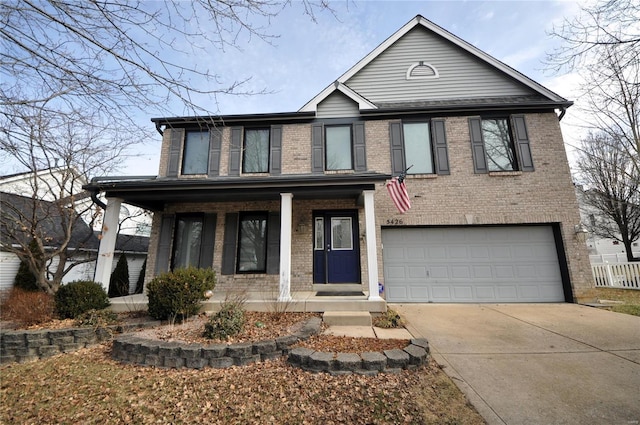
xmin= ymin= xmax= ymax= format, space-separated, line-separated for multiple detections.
xmin=0 ymin=345 xmax=485 ymax=424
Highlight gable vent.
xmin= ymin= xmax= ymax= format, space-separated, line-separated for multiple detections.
xmin=406 ymin=61 xmax=439 ymax=80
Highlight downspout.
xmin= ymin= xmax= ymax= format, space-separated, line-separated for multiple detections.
xmin=155 ymin=122 xmax=164 ymax=136
xmin=558 ymin=107 xmax=567 ymax=121
xmin=90 ymin=189 xmax=107 ymax=210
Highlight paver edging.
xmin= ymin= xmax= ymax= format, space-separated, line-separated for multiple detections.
xmin=110 ymin=316 xmax=323 ymax=369
xmin=0 ymin=320 xmax=161 ymax=365
xmin=287 ymin=338 xmax=430 ymax=375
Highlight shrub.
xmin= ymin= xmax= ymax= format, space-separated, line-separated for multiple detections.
xmin=108 ymin=254 xmax=130 ymax=297
xmin=203 ymin=301 xmax=245 ymax=340
xmin=134 ymin=258 xmax=147 ymax=294
xmin=146 ymin=267 xmax=216 ymax=321
xmin=74 ymin=309 xmax=120 ymax=327
xmin=373 ymin=308 xmax=406 ymax=329
xmin=55 ymin=280 xmax=110 ymax=319
xmin=13 ymin=239 xmax=42 ymax=292
xmin=0 ymin=288 xmax=55 ymax=326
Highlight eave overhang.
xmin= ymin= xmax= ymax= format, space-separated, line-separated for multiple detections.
xmin=85 ymin=173 xmax=391 ymax=211
xmin=151 ymin=111 xmax=316 ymax=127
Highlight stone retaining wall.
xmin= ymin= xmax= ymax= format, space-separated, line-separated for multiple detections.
xmin=0 ymin=321 xmax=159 ymax=365
xmin=288 ymin=339 xmax=429 ymax=375
xmin=111 ymin=317 xmax=323 ymax=369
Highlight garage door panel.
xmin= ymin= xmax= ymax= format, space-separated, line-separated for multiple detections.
xmin=382 ymin=226 xmax=565 ymax=303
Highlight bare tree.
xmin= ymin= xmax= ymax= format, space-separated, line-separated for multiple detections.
xmin=576 ymin=132 xmax=640 ymax=262
xmin=0 ymin=103 xmax=134 ymax=293
xmin=548 ymin=0 xmax=640 ymax=175
xmin=0 ymin=0 xmax=333 ymax=128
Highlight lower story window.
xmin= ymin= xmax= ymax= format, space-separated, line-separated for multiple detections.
xmin=237 ymin=212 xmax=268 ymax=273
xmin=172 ymin=215 xmax=203 ymax=269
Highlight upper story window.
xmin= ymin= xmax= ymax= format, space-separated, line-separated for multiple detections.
xmin=389 ymin=119 xmax=449 ymax=176
xmin=172 ymin=215 xmax=204 ymax=269
xmin=325 ymin=125 xmax=352 ymax=170
xmin=469 ymin=115 xmax=534 ymax=174
xmin=182 ymin=131 xmax=209 ymax=175
xmin=243 ymin=128 xmax=270 ymax=173
xmin=402 ymin=122 xmax=434 ymax=174
xmin=481 ymin=119 xmax=517 ymax=172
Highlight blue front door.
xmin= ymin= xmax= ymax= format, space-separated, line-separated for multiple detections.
xmin=313 ymin=211 xmax=360 ymax=284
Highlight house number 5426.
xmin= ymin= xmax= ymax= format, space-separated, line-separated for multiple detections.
xmin=386 ymin=218 xmax=404 ymax=225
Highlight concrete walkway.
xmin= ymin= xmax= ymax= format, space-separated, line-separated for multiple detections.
xmin=392 ymin=303 xmax=640 ymax=425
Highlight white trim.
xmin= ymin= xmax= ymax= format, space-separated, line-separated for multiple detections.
xmin=278 ymin=193 xmax=293 ymax=302
xmin=363 ymin=190 xmax=381 ymax=301
xmin=406 ymin=62 xmax=439 ymax=80
xmin=94 ymin=197 xmax=122 ymax=292
xmin=299 ymin=15 xmax=568 ymax=112
xmin=299 ymin=82 xmax=377 ymax=113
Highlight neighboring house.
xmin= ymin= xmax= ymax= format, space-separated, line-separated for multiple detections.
xmin=0 ymin=169 xmax=150 ymax=292
xmin=86 ymin=15 xmax=592 ymax=308
xmin=575 ymin=185 xmax=640 ymax=264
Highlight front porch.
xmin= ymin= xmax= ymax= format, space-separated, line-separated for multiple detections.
xmin=109 ymin=290 xmax=387 ymax=314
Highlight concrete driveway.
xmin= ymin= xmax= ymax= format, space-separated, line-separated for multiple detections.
xmin=392 ymin=303 xmax=640 ymax=425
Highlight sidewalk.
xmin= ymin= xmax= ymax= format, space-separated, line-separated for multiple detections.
xmin=323 ymin=326 xmax=413 ymax=339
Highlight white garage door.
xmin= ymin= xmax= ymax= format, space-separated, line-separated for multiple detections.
xmin=382 ymin=226 xmax=565 ymax=303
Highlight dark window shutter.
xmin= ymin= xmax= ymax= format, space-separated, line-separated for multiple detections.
xmin=511 ymin=115 xmax=534 ymax=172
xmin=311 ymin=123 xmax=324 ymax=173
xmin=469 ymin=118 xmax=488 ymax=174
xmin=431 ymin=119 xmax=450 ymax=175
xmin=270 ymin=125 xmax=282 ymax=175
xmin=166 ymin=129 xmax=184 ymax=177
xmin=155 ymin=214 xmax=175 ymax=274
xmin=389 ymin=121 xmax=405 ymax=175
xmin=266 ymin=212 xmax=281 ymax=275
xmin=353 ymin=121 xmax=367 ymax=171
xmin=229 ymin=127 xmax=242 ymax=176
xmin=208 ymin=128 xmax=222 ymax=177
xmin=221 ymin=213 xmax=238 ymax=275
xmin=198 ymin=213 xmax=217 ymax=269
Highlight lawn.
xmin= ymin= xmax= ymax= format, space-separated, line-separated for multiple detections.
xmin=584 ymin=287 xmax=640 ymax=316
xmin=0 ymin=344 xmax=486 ymax=424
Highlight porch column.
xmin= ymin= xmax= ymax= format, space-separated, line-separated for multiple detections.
xmin=278 ymin=193 xmax=293 ymax=301
xmin=363 ymin=190 xmax=382 ymax=300
xmin=94 ymin=197 xmax=122 ymax=293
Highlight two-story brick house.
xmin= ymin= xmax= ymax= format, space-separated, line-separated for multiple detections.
xmin=86 ymin=15 xmax=592 ymax=310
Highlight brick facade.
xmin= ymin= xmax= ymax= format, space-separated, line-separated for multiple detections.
xmin=144 ymin=111 xmax=592 ymax=301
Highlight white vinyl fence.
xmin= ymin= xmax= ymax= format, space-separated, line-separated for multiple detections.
xmin=592 ymin=262 xmax=640 ymax=289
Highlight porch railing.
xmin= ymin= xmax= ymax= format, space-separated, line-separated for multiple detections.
xmin=592 ymin=262 xmax=640 ymax=289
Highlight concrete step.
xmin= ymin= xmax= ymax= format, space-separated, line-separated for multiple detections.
xmin=322 ymin=311 xmax=372 ymax=327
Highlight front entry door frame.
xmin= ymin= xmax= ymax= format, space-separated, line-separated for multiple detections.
xmin=313 ymin=210 xmax=361 ymax=284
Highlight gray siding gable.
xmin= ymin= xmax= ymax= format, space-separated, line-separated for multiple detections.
xmin=345 ymin=26 xmax=536 ymax=104
xmin=317 ymin=91 xmax=360 ymax=118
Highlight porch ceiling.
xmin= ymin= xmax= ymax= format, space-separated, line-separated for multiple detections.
xmin=85 ymin=173 xmax=391 ymax=211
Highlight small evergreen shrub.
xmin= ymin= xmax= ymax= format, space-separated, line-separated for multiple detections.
xmin=55 ymin=280 xmax=110 ymax=319
xmin=134 ymin=258 xmax=147 ymax=294
xmin=0 ymin=288 xmax=55 ymax=326
xmin=146 ymin=267 xmax=216 ymax=320
xmin=13 ymin=240 xmax=42 ymax=292
xmin=373 ymin=308 xmax=406 ymax=329
xmin=203 ymin=301 xmax=245 ymax=340
xmin=14 ymin=260 xmax=39 ymax=292
xmin=74 ymin=309 xmax=119 ymax=327
xmin=108 ymin=254 xmax=130 ymax=297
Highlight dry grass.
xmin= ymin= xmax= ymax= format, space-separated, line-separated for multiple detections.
xmin=0 ymin=345 xmax=485 ymax=424
xmin=582 ymin=287 xmax=640 ymax=316
xmin=0 ymin=288 xmax=55 ymax=327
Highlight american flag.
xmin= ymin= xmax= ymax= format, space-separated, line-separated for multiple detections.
xmin=386 ymin=172 xmax=411 ymax=214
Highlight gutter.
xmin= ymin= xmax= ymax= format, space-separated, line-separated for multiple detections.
xmin=86 ymin=175 xmax=157 ymax=210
